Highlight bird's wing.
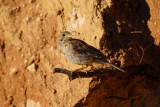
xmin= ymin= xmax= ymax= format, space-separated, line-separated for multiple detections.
xmin=69 ymin=39 xmax=106 ymax=59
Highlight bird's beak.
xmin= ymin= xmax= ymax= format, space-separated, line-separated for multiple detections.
xmin=66 ymin=33 xmax=73 ymax=38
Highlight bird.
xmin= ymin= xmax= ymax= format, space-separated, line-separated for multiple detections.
xmin=58 ymin=31 xmax=125 ymax=73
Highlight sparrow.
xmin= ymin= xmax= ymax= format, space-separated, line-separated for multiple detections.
xmin=58 ymin=31 xmax=125 ymax=73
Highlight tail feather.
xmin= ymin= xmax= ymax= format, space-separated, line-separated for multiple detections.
xmin=105 ymin=62 xmax=126 ymax=72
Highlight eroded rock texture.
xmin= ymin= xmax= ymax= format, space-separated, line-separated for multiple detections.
xmin=0 ymin=0 xmax=160 ymax=107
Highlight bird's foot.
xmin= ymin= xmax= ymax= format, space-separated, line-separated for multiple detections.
xmin=71 ymin=66 xmax=88 ymax=78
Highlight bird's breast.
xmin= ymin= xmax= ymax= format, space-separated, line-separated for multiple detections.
xmin=59 ymin=43 xmax=93 ymax=65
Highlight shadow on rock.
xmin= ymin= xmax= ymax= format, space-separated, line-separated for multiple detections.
xmin=74 ymin=0 xmax=160 ymax=106
xmin=74 ymin=64 xmax=160 ymax=107
xmin=99 ymin=0 xmax=160 ymax=75
xmin=54 ymin=67 xmax=126 ymax=81
xmin=54 ymin=64 xmax=154 ymax=81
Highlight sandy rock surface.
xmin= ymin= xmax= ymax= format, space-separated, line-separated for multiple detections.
xmin=0 ymin=0 xmax=160 ymax=107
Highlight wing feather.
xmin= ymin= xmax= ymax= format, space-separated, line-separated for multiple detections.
xmin=69 ymin=39 xmax=106 ymax=60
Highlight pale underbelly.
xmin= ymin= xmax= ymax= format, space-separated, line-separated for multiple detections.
xmin=65 ymin=54 xmax=93 ymax=65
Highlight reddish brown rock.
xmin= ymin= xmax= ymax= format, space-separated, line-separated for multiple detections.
xmin=0 ymin=0 xmax=160 ymax=107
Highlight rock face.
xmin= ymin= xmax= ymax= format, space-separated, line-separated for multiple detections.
xmin=0 ymin=0 xmax=160 ymax=107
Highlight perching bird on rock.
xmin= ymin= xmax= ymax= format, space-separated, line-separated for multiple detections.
xmin=58 ymin=31 xmax=125 ymax=73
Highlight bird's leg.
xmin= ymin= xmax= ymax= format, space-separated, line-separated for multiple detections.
xmin=90 ymin=64 xmax=96 ymax=72
xmin=71 ymin=65 xmax=88 ymax=73
xmin=71 ymin=65 xmax=88 ymax=79
xmin=71 ymin=65 xmax=88 ymax=78
xmin=90 ymin=64 xmax=96 ymax=70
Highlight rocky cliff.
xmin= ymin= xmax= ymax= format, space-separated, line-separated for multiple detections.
xmin=0 ymin=0 xmax=160 ymax=107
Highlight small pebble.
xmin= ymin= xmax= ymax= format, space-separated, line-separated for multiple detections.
xmin=50 ymin=46 xmax=54 ymax=51
xmin=10 ymin=67 xmax=18 ymax=75
xmin=36 ymin=17 xmax=41 ymax=22
xmin=27 ymin=63 xmax=36 ymax=73
xmin=24 ymin=17 xmax=30 ymax=23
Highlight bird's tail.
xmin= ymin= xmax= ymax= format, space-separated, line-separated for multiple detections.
xmin=104 ymin=62 xmax=126 ymax=72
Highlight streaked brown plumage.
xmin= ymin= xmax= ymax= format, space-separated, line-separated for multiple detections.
xmin=58 ymin=31 xmax=125 ymax=72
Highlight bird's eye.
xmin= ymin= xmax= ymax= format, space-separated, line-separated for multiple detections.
xmin=62 ymin=34 xmax=65 ymax=36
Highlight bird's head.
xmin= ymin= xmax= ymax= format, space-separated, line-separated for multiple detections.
xmin=58 ymin=31 xmax=73 ymax=42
